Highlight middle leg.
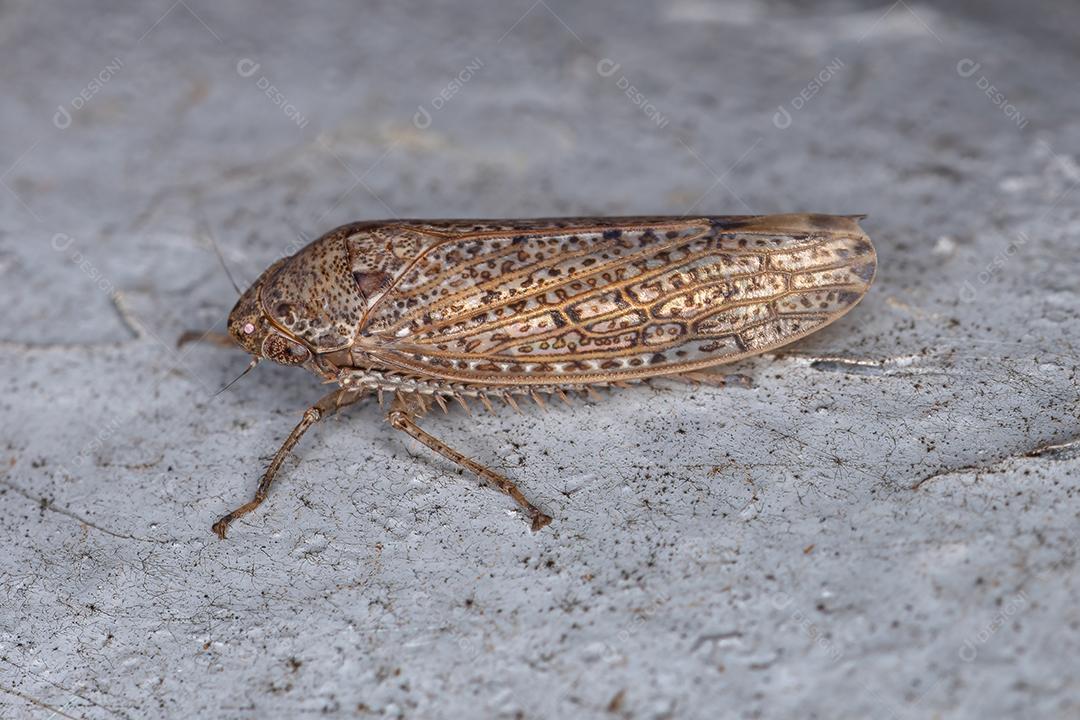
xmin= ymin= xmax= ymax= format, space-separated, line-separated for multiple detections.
xmin=387 ymin=394 xmax=553 ymax=531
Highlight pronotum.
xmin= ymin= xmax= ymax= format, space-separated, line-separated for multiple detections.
xmin=207 ymin=213 xmax=876 ymax=538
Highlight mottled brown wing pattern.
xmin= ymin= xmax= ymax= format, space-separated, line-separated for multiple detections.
xmin=359 ymin=215 xmax=876 ymax=385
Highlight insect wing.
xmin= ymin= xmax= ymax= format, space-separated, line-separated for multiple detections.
xmin=361 ymin=215 xmax=876 ymax=384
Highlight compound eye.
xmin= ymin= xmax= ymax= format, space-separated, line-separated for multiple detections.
xmin=262 ymin=334 xmax=310 ymax=365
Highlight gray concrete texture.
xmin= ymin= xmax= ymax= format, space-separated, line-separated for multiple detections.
xmin=1 ymin=0 xmax=1078 ymax=717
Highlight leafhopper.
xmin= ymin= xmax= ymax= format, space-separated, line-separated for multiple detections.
xmin=208 ymin=214 xmax=876 ymax=537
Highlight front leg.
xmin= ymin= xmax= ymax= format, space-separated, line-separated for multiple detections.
xmin=386 ymin=394 xmax=553 ymax=531
xmin=212 ymin=387 xmax=367 ymax=538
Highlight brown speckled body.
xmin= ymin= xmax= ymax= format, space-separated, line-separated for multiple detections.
xmin=214 ymin=214 xmax=876 ymax=537
xmin=230 ymin=214 xmax=875 ymax=392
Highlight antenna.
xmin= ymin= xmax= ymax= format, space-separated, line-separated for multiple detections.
xmin=198 ymin=218 xmax=244 ymax=295
xmin=214 ymin=357 xmax=260 ymax=397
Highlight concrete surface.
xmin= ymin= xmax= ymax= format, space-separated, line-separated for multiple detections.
xmin=1 ymin=0 xmax=1078 ymax=718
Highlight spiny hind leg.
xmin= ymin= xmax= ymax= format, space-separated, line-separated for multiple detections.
xmin=212 ymin=387 xmax=367 ymax=539
xmin=386 ymin=393 xmax=553 ymax=531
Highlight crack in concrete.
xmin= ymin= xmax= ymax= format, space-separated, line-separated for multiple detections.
xmin=794 ymin=353 xmax=922 ymax=376
xmin=0 ymin=292 xmax=145 ymax=351
xmin=911 ymin=435 xmax=1080 ymax=490
xmin=1027 ymin=437 xmax=1080 ymax=460
xmin=0 ymin=684 xmax=83 ymax=720
xmin=0 ymin=478 xmax=171 ymax=545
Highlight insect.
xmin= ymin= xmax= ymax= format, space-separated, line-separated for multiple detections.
xmin=209 ymin=213 xmax=876 ymax=538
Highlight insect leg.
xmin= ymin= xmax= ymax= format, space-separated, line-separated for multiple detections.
xmin=212 ymin=387 xmax=367 ymax=539
xmin=177 ymin=330 xmax=234 ymax=348
xmin=386 ymin=395 xmax=553 ymax=531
